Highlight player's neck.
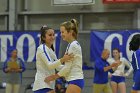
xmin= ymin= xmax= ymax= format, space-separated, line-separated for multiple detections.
xmin=45 ymin=43 xmax=51 ymax=48
xmin=114 ymin=57 xmax=120 ymax=61
xmin=68 ymin=38 xmax=76 ymax=43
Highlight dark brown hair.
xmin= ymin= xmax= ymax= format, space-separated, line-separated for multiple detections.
xmin=40 ymin=25 xmax=54 ymax=51
xmin=113 ymin=48 xmax=120 ymax=53
xmin=129 ymin=34 xmax=140 ymax=51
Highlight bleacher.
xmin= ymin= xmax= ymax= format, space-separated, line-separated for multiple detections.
xmin=0 ymin=62 xmax=133 ymax=93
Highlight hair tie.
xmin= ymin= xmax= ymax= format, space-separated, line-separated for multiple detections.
xmin=42 ymin=25 xmax=47 ymax=28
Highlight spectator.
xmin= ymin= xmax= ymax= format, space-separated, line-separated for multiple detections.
xmin=3 ymin=48 xmax=25 ymax=93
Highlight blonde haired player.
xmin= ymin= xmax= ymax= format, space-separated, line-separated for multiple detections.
xmin=45 ymin=19 xmax=84 ymax=93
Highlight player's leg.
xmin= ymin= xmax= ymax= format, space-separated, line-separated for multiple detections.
xmin=110 ymin=81 xmax=118 ymax=93
xmin=66 ymin=79 xmax=84 ymax=93
xmin=66 ymin=84 xmax=81 ymax=93
xmin=118 ymin=82 xmax=126 ymax=93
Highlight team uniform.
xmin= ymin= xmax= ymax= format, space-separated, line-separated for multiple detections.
xmin=93 ymin=58 xmax=113 ymax=93
xmin=131 ymin=49 xmax=140 ymax=90
xmin=57 ymin=40 xmax=84 ymax=89
xmin=33 ymin=44 xmax=63 ymax=93
xmin=107 ymin=57 xmax=133 ymax=84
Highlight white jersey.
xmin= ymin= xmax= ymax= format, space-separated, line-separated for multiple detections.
xmin=33 ymin=44 xmax=62 ymax=91
xmin=107 ymin=57 xmax=133 ymax=76
xmin=58 ymin=40 xmax=84 ymax=81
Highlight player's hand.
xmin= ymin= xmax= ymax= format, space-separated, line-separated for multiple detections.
xmin=111 ymin=62 xmax=119 ymax=67
xmin=124 ymin=73 xmax=129 ymax=77
xmin=44 ymin=75 xmax=55 ymax=83
xmin=116 ymin=61 xmax=122 ymax=66
xmin=44 ymin=74 xmax=60 ymax=84
xmin=60 ymin=53 xmax=74 ymax=63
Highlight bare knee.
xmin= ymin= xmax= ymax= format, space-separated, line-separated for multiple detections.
xmin=47 ymin=90 xmax=55 ymax=93
xmin=66 ymin=84 xmax=81 ymax=93
xmin=131 ymin=90 xmax=138 ymax=93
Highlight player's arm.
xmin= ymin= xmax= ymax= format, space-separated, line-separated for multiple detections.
xmin=124 ymin=58 xmax=133 ymax=76
xmin=38 ymin=48 xmax=73 ymax=70
xmin=44 ymin=44 xmax=77 ymax=83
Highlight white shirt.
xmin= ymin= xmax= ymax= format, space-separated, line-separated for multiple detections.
xmin=107 ymin=57 xmax=133 ymax=76
xmin=58 ymin=40 xmax=84 ymax=81
xmin=33 ymin=44 xmax=62 ymax=91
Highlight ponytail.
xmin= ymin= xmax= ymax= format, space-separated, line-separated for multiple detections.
xmin=71 ymin=19 xmax=78 ymax=39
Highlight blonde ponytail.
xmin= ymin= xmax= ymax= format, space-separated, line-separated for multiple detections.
xmin=70 ymin=19 xmax=78 ymax=39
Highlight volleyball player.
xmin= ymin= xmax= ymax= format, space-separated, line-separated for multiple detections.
xmin=129 ymin=34 xmax=140 ymax=93
xmin=45 ymin=19 xmax=84 ymax=93
xmin=108 ymin=48 xmax=133 ymax=93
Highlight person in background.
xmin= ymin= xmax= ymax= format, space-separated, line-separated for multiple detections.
xmin=3 ymin=48 xmax=25 ymax=93
xmin=129 ymin=34 xmax=140 ymax=93
xmin=108 ymin=48 xmax=133 ymax=93
xmin=93 ymin=49 xmax=121 ymax=93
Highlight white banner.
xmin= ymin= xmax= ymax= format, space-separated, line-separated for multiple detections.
xmin=52 ymin=0 xmax=95 ymax=5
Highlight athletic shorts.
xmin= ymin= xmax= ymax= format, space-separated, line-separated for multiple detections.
xmin=111 ymin=75 xmax=125 ymax=84
xmin=34 ymin=88 xmax=53 ymax=93
xmin=68 ymin=79 xmax=84 ymax=89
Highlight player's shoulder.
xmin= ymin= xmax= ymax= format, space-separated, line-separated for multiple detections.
xmin=17 ymin=58 xmax=23 ymax=62
xmin=37 ymin=44 xmax=43 ymax=49
xmin=107 ymin=58 xmax=114 ymax=62
xmin=70 ymin=40 xmax=81 ymax=48
xmin=37 ymin=44 xmax=44 ymax=53
xmin=107 ymin=58 xmax=114 ymax=64
xmin=120 ymin=57 xmax=127 ymax=61
xmin=135 ymin=49 xmax=140 ymax=54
